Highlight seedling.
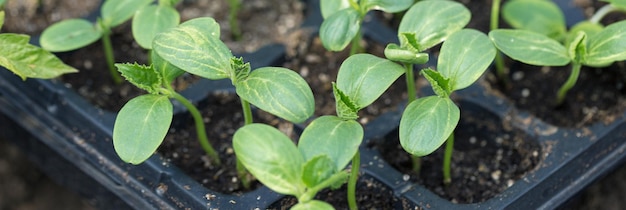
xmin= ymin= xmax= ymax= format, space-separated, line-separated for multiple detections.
xmin=228 ymin=0 xmax=242 ymax=40
xmin=132 ymin=0 xmax=181 ymax=50
xmin=138 ymin=17 xmax=314 ymax=188
xmin=384 ymin=0 xmax=470 ymax=173
xmin=319 ymin=0 xmax=413 ymax=54
xmin=39 ymin=0 xmax=153 ymax=84
xmin=0 ymin=11 xmax=77 ymax=79
xmin=234 ymin=54 xmax=405 ymax=210
xmin=489 ymin=20 xmax=626 ymax=105
xmin=399 ymin=29 xmax=496 ymax=184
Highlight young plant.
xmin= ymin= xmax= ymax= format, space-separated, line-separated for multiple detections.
xmin=384 ymin=0 xmax=470 ymax=173
xmin=148 ymin=17 xmax=314 ymax=188
xmin=400 ymin=29 xmax=496 ymax=185
xmin=0 ymin=11 xmax=77 ymax=79
xmin=228 ymin=0 xmax=242 ymax=40
xmin=132 ymin=0 xmax=181 ymax=50
xmin=39 ymin=0 xmax=153 ymax=84
xmin=489 ymin=20 xmax=626 ymax=105
xmin=234 ymin=54 xmax=404 ymax=210
xmin=319 ymin=0 xmax=413 ymax=54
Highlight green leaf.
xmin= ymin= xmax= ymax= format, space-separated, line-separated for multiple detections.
xmin=298 ymin=116 xmax=363 ymax=172
xmin=384 ymin=44 xmax=429 ymax=64
xmin=602 ymin=0 xmax=626 ymax=9
xmin=320 ymin=0 xmax=351 ymax=19
xmin=502 ymin=0 xmax=566 ymax=40
xmin=398 ymin=0 xmax=470 ymax=51
xmin=319 ymin=8 xmax=361 ymax=51
xmin=362 ymin=0 xmax=413 ymax=13
xmin=421 ymin=68 xmax=452 ymax=97
xmin=101 ymin=0 xmax=152 ymax=27
xmin=333 ymin=83 xmax=359 ymax=120
xmin=151 ymin=50 xmax=185 ymax=84
xmin=0 ymin=34 xmax=78 ymax=80
xmin=292 ymin=200 xmax=335 ymax=210
xmin=132 ymin=4 xmax=180 ymax=49
xmin=336 ymin=54 xmax=405 ymax=108
xmin=565 ymin=21 xmax=604 ymax=49
xmin=236 ymin=67 xmax=315 ymax=123
xmin=113 ymin=95 xmax=173 ymax=164
xmin=39 ymin=19 xmax=101 ymax=52
xmin=116 ymin=63 xmax=162 ymax=94
xmin=233 ymin=124 xmax=306 ymax=196
xmin=438 ymin=29 xmax=495 ymax=91
xmin=400 ymin=96 xmax=459 ymax=157
xmin=489 ymin=29 xmax=570 ymax=66
xmin=153 ymin=17 xmax=233 ymax=80
xmin=302 ymin=155 xmax=336 ymax=188
xmin=585 ymin=20 xmax=626 ymax=66
xmin=568 ymin=31 xmax=587 ymax=64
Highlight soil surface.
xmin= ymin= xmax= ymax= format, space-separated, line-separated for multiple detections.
xmin=376 ymin=102 xmax=542 ymax=203
xmin=1 ymin=0 xmax=100 ymax=35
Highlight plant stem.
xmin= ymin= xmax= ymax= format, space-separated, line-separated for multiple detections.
xmin=443 ymin=133 xmax=454 ymax=185
xmin=101 ymin=29 xmax=123 ymax=84
xmin=299 ymin=171 xmax=351 ymax=203
xmin=404 ymin=63 xmax=423 ymax=174
xmin=228 ymin=0 xmax=242 ymax=40
xmin=490 ymin=0 xmax=509 ymax=87
xmin=556 ymin=63 xmax=582 ymax=105
xmin=349 ymin=29 xmax=363 ymax=55
xmin=347 ymin=151 xmax=360 ymax=210
xmin=590 ymin=4 xmax=622 ymax=24
xmin=171 ymin=91 xmax=221 ymax=166
xmin=237 ymin=98 xmax=253 ymax=189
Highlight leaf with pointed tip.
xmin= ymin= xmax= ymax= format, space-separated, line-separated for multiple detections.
xmin=153 ymin=17 xmax=232 ymax=80
xmin=298 ymin=116 xmax=363 ymax=172
xmin=236 ymin=67 xmax=314 ymax=123
xmin=333 ymin=83 xmax=359 ymax=120
xmin=233 ymin=124 xmax=306 ymax=196
xmin=0 ymin=34 xmax=77 ymax=80
xmin=503 ymin=0 xmax=566 ymax=40
xmin=336 ymin=54 xmax=405 ymax=108
xmin=40 ymin=19 xmax=101 ymax=52
xmin=438 ymin=29 xmax=495 ymax=91
xmin=319 ymin=8 xmax=361 ymax=51
xmin=489 ymin=29 xmax=570 ymax=66
xmin=568 ymin=31 xmax=587 ymax=64
xmin=132 ymin=4 xmax=180 ymax=49
xmin=292 ymin=200 xmax=334 ymax=210
xmin=421 ymin=68 xmax=451 ymax=98
xmin=101 ymin=0 xmax=152 ymax=27
xmin=320 ymin=0 xmax=351 ymax=19
xmin=398 ymin=0 xmax=470 ymax=52
xmin=151 ymin=51 xmax=185 ymax=84
xmin=566 ymin=21 xmax=603 ymax=49
xmin=113 ymin=95 xmax=172 ymax=164
xmin=116 ymin=63 xmax=162 ymax=94
xmin=400 ymin=96 xmax=459 ymax=157
xmin=362 ymin=0 xmax=413 ymax=13
xmin=585 ymin=20 xmax=626 ymax=66
xmin=302 ymin=155 xmax=336 ymax=188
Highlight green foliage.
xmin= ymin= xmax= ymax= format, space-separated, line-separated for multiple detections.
xmin=132 ymin=4 xmax=180 ymax=49
xmin=319 ymin=0 xmax=412 ymax=52
xmin=113 ymin=94 xmax=173 ymax=164
xmin=489 ymin=29 xmax=570 ymax=66
xmin=101 ymin=0 xmax=153 ymax=27
xmin=502 ymin=0 xmax=566 ymax=40
xmin=399 ymin=29 xmax=495 ymax=157
xmin=298 ymin=116 xmax=362 ymax=172
xmin=0 ymin=12 xmax=78 ymax=80
xmin=291 ymin=200 xmax=334 ymax=210
xmin=115 ymin=63 xmax=162 ymax=94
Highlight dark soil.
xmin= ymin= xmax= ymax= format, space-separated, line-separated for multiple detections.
xmin=0 ymin=0 xmax=100 ymax=35
xmin=268 ymin=175 xmax=418 ymax=210
xmin=282 ymin=34 xmax=419 ymax=124
xmin=376 ymin=102 xmax=542 ymax=204
xmin=158 ymin=91 xmax=296 ymax=194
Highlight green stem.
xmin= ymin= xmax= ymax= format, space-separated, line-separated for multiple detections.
xmin=228 ymin=0 xmax=242 ymax=40
xmin=556 ymin=63 xmax=582 ymax=105
xmin=491 ymin=0 xmax=509 ymax=86
xmin=237 ymin=98 xmax=253 ymax=189
xmin=490 ymin=0 xmax=501 ymax=31
xmin=348 ymin=151 xmax=360 ymax=210
xmin=171 ymin=91 xmax=221 ymax=166
xmin=299 ymin=171 xmax=350 ymax=203
xmin=101 ymin=29 xmax=123 ymax=84
xmin=404 ymin=62 xmax=422 ymax=174
xmin=443 ymin=133 xmax=454 ymax=185
xmin=590 ymin=4 xmax=621 ymax=24
xmin=349 ymin=29 xmax=363 ymax=55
